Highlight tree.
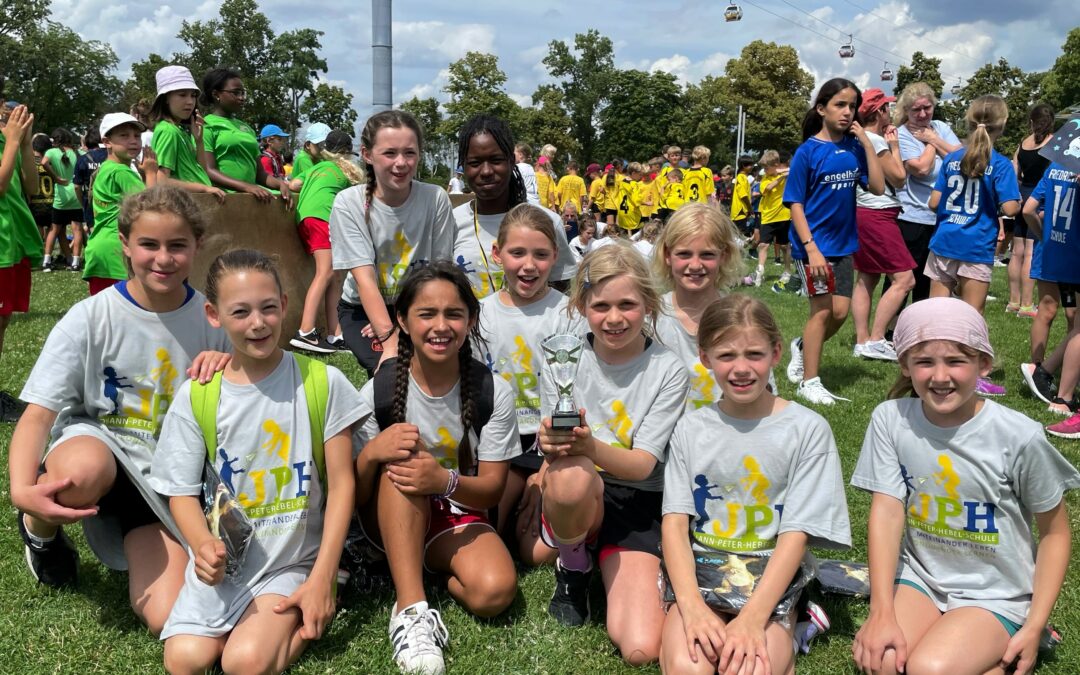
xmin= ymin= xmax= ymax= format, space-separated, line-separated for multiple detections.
xmin=543 ymin=30 xmax=615 ymax=162
xmin=439 ymin=52 xmax=520 ymax=139
xmin=894 ymin=51 xmax=945 ymax=100
xmin=669 ymin=75 xmax=734 ymax=165
xmin=0 ymin=0 xmax=49 ymax=38
xmin=271 ymin=28 xmax=327 ymax=131
xmin=513 ymin=84 xmax=579 ymax=170
xmin=1041 ymin=27 xmax=1080 ymax=111
xmin=595 ymin=70 xmax=682 ymax=162
xmin=400 ymin=95 xmax=450 ymax=181
xmin=717 ymin=41 xmax=813 ymax=153
xmin=300 ymin=83 xmax=357 ymax=132
xmin=118 ymin=53 xmax=171 ymax=112
xmin=940 ymin=58 xmax=1043 ymax=152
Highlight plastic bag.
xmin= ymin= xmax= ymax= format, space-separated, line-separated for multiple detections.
xmin=202 ymin=462 xmax=254 ymax=579
xmin=816 ymin=559 xmax=870 ymax=598
xmin=661 ymin=549 xmax=817 ymax=619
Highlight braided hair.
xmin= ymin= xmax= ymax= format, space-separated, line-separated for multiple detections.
xmin=457 ymin=114 xmax=528 ymax=210
xmin=359 ymin=110 xmax=425 ymax=224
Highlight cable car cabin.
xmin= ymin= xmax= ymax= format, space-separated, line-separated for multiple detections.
xmin=880 ymin=68 xmax=893 ymax=81
xmin=839 ymin=44 xmax=855 ymax=58
xmin=724 ymin=4 xmax=743 ymax=21
xmin=951 ymin=80 xmax=962 ymax=95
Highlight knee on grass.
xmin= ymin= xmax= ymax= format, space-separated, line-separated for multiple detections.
xmin=164 ymin=637 xmax=221 ymax=675
xmin=458 ymin=568 xmax=517 ymax=618
xmin=611 ymin=629 xmax=661 ymax=667
xmin=45 ymin=460 xmax=115 ymax=508
xmin=220 ymin=635 xmax=286 ymax=675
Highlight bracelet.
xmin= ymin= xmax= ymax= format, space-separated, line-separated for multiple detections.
xmin=802 ymin=236 xmax=814 ymax=246
xmin=373 ymin=326 xmax=397 ymax=344
xmin=442 ymin=469 xmax=460 ymax=498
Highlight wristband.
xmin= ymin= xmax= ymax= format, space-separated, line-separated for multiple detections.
xmin=802 ymin=236 xmax=814 ymax=246
xmin=373 ymin=325 xmax=397 ymax=344
xmin=442 ymin=469 xmax=460 ymax=498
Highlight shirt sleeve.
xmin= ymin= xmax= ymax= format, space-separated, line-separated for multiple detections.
xmin=898 ymin=127 xmax=922 ymax=163
xmin=992 ymin=155 xmax=1021 ymax=205
xmin=323 ymin=365 xmax=365 ymax=440
xmin=631 ymin=354 xmax=690 ymax=461
xmin=18 ymin=304 xmax=90 ymax=412
xmin=782 ymin=146 xmax=810 ymax=206
xmin=850 ymin=403 xmax=907 ymax=500
xmin=778 ymin=410 xmax=852 ymax=549
xmin=329 ymin=187 xmax=377 ymax=271
xmin=432 ymin=187 xmax=458 ymax=261
xmin=151 ymin=124 xmax=180 ymax=173
xmin=149 ymin=380 xmax=207 ymax=497
xmin=937 ymin=121 xmax=960 ymax=146
xmin=476 ymin=377 xmax=522 ymax=462
xmin=661 ymin=419 xmax=696 ymax=516
xmin=1010 ymin=427 xmax=1080 ymax=514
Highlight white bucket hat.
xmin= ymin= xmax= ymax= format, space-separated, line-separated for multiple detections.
xmin=155 ymin=65 xmax=199 ymax=97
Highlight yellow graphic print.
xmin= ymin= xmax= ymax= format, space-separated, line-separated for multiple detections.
xmin=741 ymin=457 xmax=771 ymax=505
xmin=151 ymin=349 xmax=180 ymax=397
xmin=605 ymin=400 xmax=634 ymax=448
xmin=377 ymin=230 xmax=415 ymax=296
xmin=261 ymin=419 xmax=291 ymax=464
xmin=933 ymin=454 xmax=960 ymax=500
xmin=512 ymin=336 xmax=534 ymax=373
xmin=435 ymin=426 xmax=459 ymax=469
xmin=689 ymin=363 xmax=717 ymax=409
xmin=120 ymin=348 xmax=179 ymax=433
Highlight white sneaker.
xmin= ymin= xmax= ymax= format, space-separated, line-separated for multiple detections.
xmin=861 ymin=339 xmax=898 ymax=361
xmin=786 ymin=337 xmax=803 ymax=383
xmin=797 ymin=377 xmax=850 ymax=406
xmin=753 ymin=266 xmax=764 ymax=287
xmin=852 ymin=343 xmax=868 ymax=358
xmin=779 ymin=272 xmax=792 ymax=284
xmin=388 ymin=601 xmax=448 ymax=675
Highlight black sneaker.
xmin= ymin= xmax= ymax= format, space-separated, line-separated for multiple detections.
xmin=1050 ymin=396 xmax=1080 ymax=413
xmin=549 ymin=561 xmax=592 ymax=626
xmin=1020 ymin=363 xmax=1056 ymax=404
xmin=326 ymin=334 xmax=350 ymax=352
xmin=17 ymin=513 xmax=79 ymax=588
xmin=290 ymin=329 xmax=336 ymax=354
xmin=51 ymin=255 xmax=69 ymax=271
xmin=1 ymin=390 xmax=27 ymax=422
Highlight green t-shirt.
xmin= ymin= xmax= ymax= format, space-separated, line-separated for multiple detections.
xmin=0 ymin=132 xmax=45 ymax=267
xmin=292 ymin=151 xmax=314 ymax=179
xmin=151 ymin=120 xmax=211 ymax=187
xmin=85 ymin=159 xmax=146 ymax=280
xmin=296 ymin=161 xmax=350 ymax=223
xmin=44 ymin=147 xmax=81 ymax=210
xmin=203 ymin=114 xmax=259 ymax=185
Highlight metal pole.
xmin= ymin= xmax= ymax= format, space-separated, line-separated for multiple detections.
xmin=735 ymin=105 xmax=742 ymax=159
xmin=372 ymin=0 xmax=392 ymax=111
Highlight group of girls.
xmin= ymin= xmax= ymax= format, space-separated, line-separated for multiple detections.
xmin=5 ymin=73 xmax=1079 ymax=675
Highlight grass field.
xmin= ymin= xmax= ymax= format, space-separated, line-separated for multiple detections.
xmin=2 ymin=264 xmax=1079 ymax=674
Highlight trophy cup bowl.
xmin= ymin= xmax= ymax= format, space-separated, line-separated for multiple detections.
xmin=541 ymin=334 xmax=584 ymax=430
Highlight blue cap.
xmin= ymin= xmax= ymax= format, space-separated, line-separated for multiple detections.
xmin=259 ymin=124 xmax=287 ymax=139
xmin=5 ymin=101 xmax=18 ymax=107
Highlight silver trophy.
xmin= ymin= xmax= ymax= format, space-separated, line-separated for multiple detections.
xmin=541 ymin=334 xmax=584 ymax=430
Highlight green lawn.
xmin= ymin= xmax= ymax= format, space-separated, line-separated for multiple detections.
xmin=2 ymin=265 xmax=1079 ymax=674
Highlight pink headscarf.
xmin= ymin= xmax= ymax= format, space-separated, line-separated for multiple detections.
xmin=892 ymin=298 xmax=994 ymax=359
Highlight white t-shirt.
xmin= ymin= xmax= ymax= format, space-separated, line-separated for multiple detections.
xmin=540 ymin=336 xmax=689 ymax=491
xmin=330 ymin=181 xmax=457 ymax=304
xmin=857 ymin=131 xmax=902 ymax=210
xmin=897 ymin=120 xmax=960 ymax=225
xmin=568 ymin=235 xmax=589 ymax=262
xmin=451 ymin=201 xmax=577 ymax=299
xmin=517 ymin=162 xmax=539 ymax=202
xmin=589 ymin=236 xmax=616 ymax=253
xmin=634 ymin=240 xmax=654 ymax=260
xmin=478 ymin=290 xmax=587 ymax=434
xmin=664 ymin=402 xmax=851 ymax=555
xmin=653 ymin=292 xmax=721 ymax=411
xmin=851 ymin=398 xmax=1080 ymax=624
xmin=448 ymin=176 xmax=465 ymax=194
xmin=151 ymin=354 xmax=363 ymax=638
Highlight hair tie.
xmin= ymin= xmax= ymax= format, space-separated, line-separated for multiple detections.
xmin=976 ymin=123 xmax=986 ymax=128
xmin=582 ymin=268 xmax=591 ymax=291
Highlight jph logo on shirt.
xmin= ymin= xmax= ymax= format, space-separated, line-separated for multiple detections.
xmin=904 ymin=454 xmax=999 ymax=545
xmin=691 ymin=456 xmax=783 ymax=553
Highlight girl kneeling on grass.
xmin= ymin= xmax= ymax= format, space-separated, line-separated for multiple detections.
xmin=10 ymin=185 xmax=230 ymax=631
xmin=660 ymin=294 xmax=851 ymax=675
xmin=851 ymin=297 xmax=1079 ymax=675
xmin=151 ymin=250 xmax=361 ymax=674
xmin=535 ymin=244 xmax=689 ymax=665
xmin=354 ymin=261 xmax=521 ymax=675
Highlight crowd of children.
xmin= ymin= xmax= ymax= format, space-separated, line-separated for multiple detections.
xmin=2 ymin=64 xmax=1080 ymax=675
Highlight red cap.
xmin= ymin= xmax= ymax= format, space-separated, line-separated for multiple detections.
xmin=859 ymin=88 xmax=896 ymax=119
xmin=604 ymin=163 xmax=613 ymax=171
xmin=586 ymin=163 xmax=601 ymax=175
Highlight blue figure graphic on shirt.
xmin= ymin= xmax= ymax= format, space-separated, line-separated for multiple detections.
xmin=102 ymin=367 xmax=131 ymax=415
xmin=692 ymin=474 xmax=724 ymax=532
xmin=218 ymin=449 xmax=245 ymax=494
xmin=900 ymin=463 xmax=916 ymax=496
xmin=455 ymin=255 xmax=476 ymax=275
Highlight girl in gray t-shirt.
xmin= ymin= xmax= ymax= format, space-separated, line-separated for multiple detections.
xmin=535 ymin=244 xmax=689 ymax=664
xmin=353 ymin=261 xmax=521 ymax=675
xmin=852 ymin=297 xmax=1080 ymax=675
xmin=151 ymin=250 xmax=362 ymax=673
xmin=660 ymin=294 xmax=850 ymax=675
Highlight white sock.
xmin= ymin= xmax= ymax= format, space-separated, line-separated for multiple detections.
xmin=42 ymin=255 xmax=52 ymax=265
xmin=23 ymin=514 xmax=56 ymax=546
xmin=71 ymin=256 xmax=80 ymax=266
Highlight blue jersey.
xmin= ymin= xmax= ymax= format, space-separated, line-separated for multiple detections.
xmin=1030 ymin=163 xmax=1079 ymax=284
xmin=929 ymin=148 xmax=1019 ymax=265
xmin=783 ymin=135 xmax=868 ymax=259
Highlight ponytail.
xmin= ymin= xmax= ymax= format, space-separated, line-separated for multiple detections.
xmin=960 ymin=95 xmax=1008 ymax=179
xmin=960 ymin=126 xmax=993 ymax=179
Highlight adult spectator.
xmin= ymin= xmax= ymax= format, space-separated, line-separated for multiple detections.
xmin=894 ymin=82 xmax=962 ymax=302
xmin=448 ymin=166 xmax=465 ymax=193
xmin=1007 ymin=103 xmax=1055 ymax=315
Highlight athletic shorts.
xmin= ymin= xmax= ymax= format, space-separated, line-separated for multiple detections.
xmin=87 ymin=277 xmax=120 ymax=296
xmin=603 ymin=209 xmax=617 ymax=221
xmin=337 ymin=300 xmax=395 ymax=377
xmin=1004 ymin=216 xmax=1031 ymax=239
xmin=0 ymin=258 xmax=31 ymax=316
xmin=924 ymin=251 xmax=992 ymax=286
xmin=758 ymin=220 xmax=790 ymax=245
xmin=895 ymin=579 xmax=1021 ymax=637
xmin=51 ymin=207 xmax=83 ymax=225
xmin=31 ymin=205 xmax=51 ymax=230
xmin=359 ymin=496 xmax=491 ymax=571
xmin=794 ymin=255 xmax=854 ymax=299
xmin=853 ymin=206 xmax=916 ymax=274
xmin=95 ymin=458 xmax=161 ymax=537
xmin=540 ymin=481 xmax=662 ymax=564
xmin=732 ymin=218 xmax=753 ymax=237
xmin=1036 ymin=280 xmax=1078 ymax=309
xmin=509 ymin=433 xmax=542 ymax=471
xmin=298 ymin=217 xmax=331 ymax=254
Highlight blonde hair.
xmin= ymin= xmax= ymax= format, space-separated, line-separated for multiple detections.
xmin=961 ymin=95 xmax=1008 ymax=179
xmin=893 ymin=82 xmax=937 ymax=126
xmin=568 ymin=243 xmax=663 ymax=333
xmin=639 ymin=219 xmax=662 ymax=244
xmin=667 ymin=145 xmax=682 ymax=156
xmin=318 ymin=148 xmax=365 ymax=185
xmin=698 ymin=294 xmax=782 ymax=351
xmin=497 ymin=203 xmax=558 ymax=251
xmin=759 ymin=150 xmax=780 ymax=167
xmin=626 ymin=161 xmax=645 ymax=175
xmin=691 ymin=145 xmax=711 ymax=164
xmin=540 ymin=143 xmax=556 ymax=159
xmin=651 ymin=202 xmax=744 ymax=290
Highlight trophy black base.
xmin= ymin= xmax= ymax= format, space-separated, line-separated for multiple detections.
xmin=551 ymin=411 xmax=582 ymax=430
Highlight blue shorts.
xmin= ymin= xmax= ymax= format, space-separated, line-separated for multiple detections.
xmin=895 ymin=579 xmax=1021 ymax=636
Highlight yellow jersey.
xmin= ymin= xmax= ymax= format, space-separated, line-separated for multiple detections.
xmin=682 ymin=166 xmax=714 ymax=204
xmin=556 ymin=174 xmax=586 ymax=212
xmin=615 ymin=178 xmax=643 ymax=231
xmin=589 ymin=177 xmax=607 ymax=210
xmin=602 ymin=174 xmax=624 ymax=211
xmin=639 ymin=178 xmax=659 ymax=217
xmin=662 ymin=181 xmax=686 ymax=210
xmin=730 ymin=173 xmax=751 ymax=221
xmin=758 ymin=173 xmax=791 ymax=224
xmin=536 ymin=171 xmax=556 ymax=209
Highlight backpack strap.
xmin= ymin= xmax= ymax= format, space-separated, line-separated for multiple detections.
xmin=295 ymin=354 xmax=329 ymax=486
xmin=189 ymin=371 xmax=224 ymax=462
xmin=372 ymin=357 xmax=399 ymax=433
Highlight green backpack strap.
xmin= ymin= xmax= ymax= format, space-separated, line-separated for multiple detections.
xmin=295 ymin=354 xmax=329 ymax=486
xmin=189 ymin=371 xmax=224 ymax=461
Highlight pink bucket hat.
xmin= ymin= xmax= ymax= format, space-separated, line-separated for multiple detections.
xmin=892 ymin=297 xmax=994 ymax=359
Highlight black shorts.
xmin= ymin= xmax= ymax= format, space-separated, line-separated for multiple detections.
xmin=509 ymin=433 xmax=543 ymax=471
xmin=656 ymin=208 xmax=673 ymax=222
xmin=338 ymin=299 xmax=394 ymax=377
xmin=96 ymin=460 xmax=161 ymax=538
xmin=596 ymin=482 xmax=662 ymax=558
xmin=733 ymin=218 xmax=753 ymax=237
xmin=794 ymin=254 xmax=855 ymax=299
xmin=1039 ymin=281 xmax=1079 ymax=309
xmin=1004 ymin=216 xmax=1032 ymax=239
xmin=759 ymin=221 xmax=790 ymax=245
xmin=51 ymin=207 xmax=84 ymax=225
xmin=30 ymin=205 xmax=51 ymax=229
xmin=603 ymin=209 xmax=617 ymax=221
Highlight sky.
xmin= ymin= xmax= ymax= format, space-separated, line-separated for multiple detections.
xmin=49 ymin=0 xmax=1075 ymax=124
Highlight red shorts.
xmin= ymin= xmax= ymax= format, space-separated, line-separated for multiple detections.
xmin=426 ymin=497 xmax=489 ymax=546
xmin=0 ymin=258 xmax=31 ymax=316
xmin=298 ymin=217 xmax=331 ymax=254
xmin=86 ymin=276 xmax=118 ymax=296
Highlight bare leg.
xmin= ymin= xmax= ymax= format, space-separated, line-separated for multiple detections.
xmin=28 ymin=435 xmax=117 ymax=539
xmin=220 ymin=593 xmax=308 ymax=675
xmin=299 ymin=249 xmax=334 ymax=334
xmin=163 ymin=634 xmax=227 ymax=675
xmin=426 ymin=527 xmax=517 ymax=617
xmin=871 ymin=271 xmax=915 ymax=341
xmin=601 ymin=550 xmax=665 ymax=666
xmin=126 ymin=524 xmax=188 ymax=636
xmin=1019 ymin=239 xmax=1035 ymax=309
xmin=1031 ymin=281 xmax=1060 ymax=364
xmin=957 ymin=277 xmax=991 ymax=314
xmin=851 ymin=271 xmax=880 ymax=345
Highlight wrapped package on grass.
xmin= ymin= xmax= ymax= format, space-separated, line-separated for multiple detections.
xmin=661 ymin=550 xmax=817 ymax=619
xmin=202 ymin=462 xmax=254 ymax=579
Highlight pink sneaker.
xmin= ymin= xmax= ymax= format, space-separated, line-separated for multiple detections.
xmin=975 ymin=377 xmax=1006 ymax=397
xmin=1048 ymin=413 xmax=1080 ymax=440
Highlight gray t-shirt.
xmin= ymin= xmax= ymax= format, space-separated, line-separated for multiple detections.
xmin=664 ymin=402 xmax=851 ymax=555
xmin=653 ymin=291 xmax=721 ymax=411
xmin=857 ymin=131 xmax=902 ymax=210
xmin=330 ymin=181 xmax=456 ymax=304
xmin=452 ymin=201 xmax=577 ymax=299
xmin=851 ymin=398 xmax=1080 ymax=624
xmin=478 ymin=290 xmax=586 ymax=435
xmin=518 ymin=162 xmax=539 ymax=202
xmin=540 ymin=336 xmax=689 ymax=491
xmin=151 ymin=354 xmax=363 ymax=638
xmin=897 ymin=121 xmax=960 ymax=224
